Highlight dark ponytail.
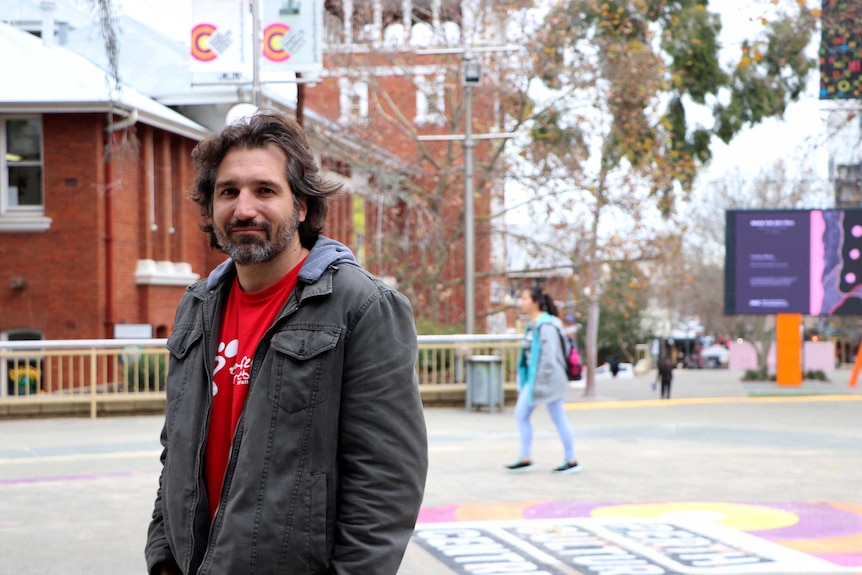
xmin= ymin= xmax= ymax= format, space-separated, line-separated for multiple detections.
xmin=528 ymin=285 xmax=559 ymax=317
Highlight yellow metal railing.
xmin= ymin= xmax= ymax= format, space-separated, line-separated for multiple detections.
xmin=415 ymin=338 xmax=521 ymax=386
xmin=1 ymin=341 xmax=170 ymax=418
xmin=1 ymin=335 xmax=522 ymax=418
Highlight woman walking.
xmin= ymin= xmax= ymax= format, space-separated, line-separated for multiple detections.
xmin=506 ymin=286 xmax=580 ymax=475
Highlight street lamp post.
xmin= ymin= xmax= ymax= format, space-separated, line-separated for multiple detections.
xmin=416 ymin=45 xmax=515 ymax=335
xmin=462 ymin=50 xmax=482 ymax=334
xmin=251 ymin=0 xmax=262 ymax=107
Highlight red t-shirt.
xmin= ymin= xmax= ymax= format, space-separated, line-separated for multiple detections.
xmin=204 ymin=259 xmax=305 ymax=519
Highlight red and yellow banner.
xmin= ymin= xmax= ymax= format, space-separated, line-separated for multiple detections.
xmin=190 ymin=0 xmax=322 ymax=77
xmin=190 ymin=0 xmax=244 ymax=73
xmin=261 ymin=1 xmax=323 ymax=75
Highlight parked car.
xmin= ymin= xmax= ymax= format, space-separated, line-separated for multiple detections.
xmin=594 ymin=361 xmax=634 ymax=379
xmin=702 ymin=344 xmax=729 ymax=368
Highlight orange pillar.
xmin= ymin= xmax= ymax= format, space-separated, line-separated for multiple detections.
xmin=848 ymin=340 xmax=862 ymax=388
xmin=775 ymin=313 xmax=802 ymax=387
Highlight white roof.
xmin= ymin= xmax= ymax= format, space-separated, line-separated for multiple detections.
xmin=62 ymin=12 xmax=209 ymax=103
xmin=0 ymin=21 xmax=210 ymax=140
xmin=1 ymin=0 xmax=91 ymax=30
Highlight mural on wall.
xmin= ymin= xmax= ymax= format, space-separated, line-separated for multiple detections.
xmin=820 ymin=0 xmax=862 ymax=99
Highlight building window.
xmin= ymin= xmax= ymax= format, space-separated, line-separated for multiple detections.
xmin=414 ymin=74 xmax=446 ymax=126
xmin=4 ymin=118 xmax=43 ymax=209
xmin=338 ymin=79 xmax=369 ymax=125
xmin=1 ymin=329 xmax=43 ymax=342
xmin=0 ymin=116 xmax=50 ymax=232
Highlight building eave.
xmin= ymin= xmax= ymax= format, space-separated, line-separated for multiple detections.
xmin=0 ymin=101 xmax=211 ymax=141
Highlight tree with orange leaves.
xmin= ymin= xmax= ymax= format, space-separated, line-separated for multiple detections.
xmin=513 ymin=0 xmax=818 ymax=395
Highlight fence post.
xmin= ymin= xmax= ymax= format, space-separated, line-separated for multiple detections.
xmin=89 ymin=348 xmax=97 ymax=419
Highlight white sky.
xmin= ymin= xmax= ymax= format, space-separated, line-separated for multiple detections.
xmin=116 ymin=0 xmax=190 ymax=44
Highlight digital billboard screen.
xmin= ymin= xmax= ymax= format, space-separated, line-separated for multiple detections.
xmin=725 ymin=209 xmax=862 ymax=315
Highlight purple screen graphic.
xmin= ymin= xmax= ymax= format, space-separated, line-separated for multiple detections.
xmin=730 ymin=209 xmax=862 ymax=315
xmin=735 ymin=212 xmax=810 ymax=314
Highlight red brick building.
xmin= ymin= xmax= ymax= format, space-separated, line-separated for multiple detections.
xmin=310 ymin=0 xmax=511 ymax=330
xmin=1 ymin=0 xmax=516 ymax=344
xmin=0 ymin=5 xmax=411 ymax=344
xmin=0 ymin=22 xmax=210 ymax=343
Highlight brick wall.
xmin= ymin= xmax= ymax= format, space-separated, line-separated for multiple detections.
xmin=305 ymin=52 xmax=500 ymax=328
xmin=0 ymin=114 xmax=102 ymax=339
xmin=0 ymin=113 xmax=207 ymax=341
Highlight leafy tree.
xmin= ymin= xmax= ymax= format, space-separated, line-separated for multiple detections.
xmin=516 ymin=0 xmax=818 ymax=394
xmin=595 ymin=261 xmax=651 ymax=363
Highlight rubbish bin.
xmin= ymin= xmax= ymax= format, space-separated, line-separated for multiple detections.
xmin=465 ymin=355 xmax=504 ymax=413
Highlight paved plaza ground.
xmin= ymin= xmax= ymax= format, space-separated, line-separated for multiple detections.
xmin=1 ymin=367 xmax=861 ymax=574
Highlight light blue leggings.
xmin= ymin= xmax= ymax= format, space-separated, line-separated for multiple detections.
xmin=514 ymin=389 xmax=576 ymax=463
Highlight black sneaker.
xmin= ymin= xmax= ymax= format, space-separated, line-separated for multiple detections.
xmin=552 ymin=461 xmax=581 ymax=475
xmin=505 ymin=460 xmax=535 ymax=472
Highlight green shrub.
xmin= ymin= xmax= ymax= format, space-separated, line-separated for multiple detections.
xmin=742 ymin=368 xmax=770 ymax=381
xmin=414 ymin=317 xmax=462 ymax=336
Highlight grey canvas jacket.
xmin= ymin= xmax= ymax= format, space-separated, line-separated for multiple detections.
xmin=518 ymin=314 xmax=568 ymax=405
xmin=531 ymin=320 xmax=569 ymax=404
xmin=145 ymin=237 xmax=428 ymax=575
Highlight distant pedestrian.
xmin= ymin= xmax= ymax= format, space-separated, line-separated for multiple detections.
xmin=506 ymin=286 xmax=580 ymax=475
xmin=658 ymin=356 xmax=674 ymax=399
xmin=608 ymin=355 xmax=620 ymax=377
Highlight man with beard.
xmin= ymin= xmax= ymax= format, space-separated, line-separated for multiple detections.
xmin=145 ymin=112 xmax=428 ymax=575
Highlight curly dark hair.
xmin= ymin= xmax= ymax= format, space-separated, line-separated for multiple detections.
xmin=190 ymin=111 xmax=342 ymax=250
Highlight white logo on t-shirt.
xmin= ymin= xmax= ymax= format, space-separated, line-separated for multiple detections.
xmin=230 ymin=356 xmax=252 ymax=386
xmin=212 ymin=339 xmax=239 ymax=397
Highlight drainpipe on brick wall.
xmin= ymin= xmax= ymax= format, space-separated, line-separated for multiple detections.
xmin=104 ymin=108 xmax=138 ymax=338
xmin=111 ymin=108 xmax=138 ymax=132
xmin=103 ymin=130 xmax=116 ymax=339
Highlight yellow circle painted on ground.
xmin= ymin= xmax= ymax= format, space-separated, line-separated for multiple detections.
xmin=591 ymin=502 xmax=799 ymax=531
xmin=453 ymin=501 xmax=546 ymax=522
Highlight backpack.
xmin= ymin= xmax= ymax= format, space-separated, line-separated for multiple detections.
xmin=557 ymin=330 xmax=582 ymax=381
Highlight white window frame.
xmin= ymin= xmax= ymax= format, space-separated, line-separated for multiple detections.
xmin=338 ymin=79 xmax=370 ymax=125
xmin=0 ymin=115 xmax=51 ymax=232
xmin=414 ymin=73 xmax=446 ymax=127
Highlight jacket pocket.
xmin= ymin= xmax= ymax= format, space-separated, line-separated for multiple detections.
xmin=267 ymin=327 xmax=342 ymax=413
xmin=165 ymin=325 xmax=203 ymax=408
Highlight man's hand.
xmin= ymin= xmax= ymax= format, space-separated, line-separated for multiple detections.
xmin=155 ymin=562 xmax=181 ymax=575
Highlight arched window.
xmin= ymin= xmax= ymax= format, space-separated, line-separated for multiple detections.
xmin=338 ymin=78 xmax=369 ymax=124
xmin=414 ymin=73 xmax=446 ymax=126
